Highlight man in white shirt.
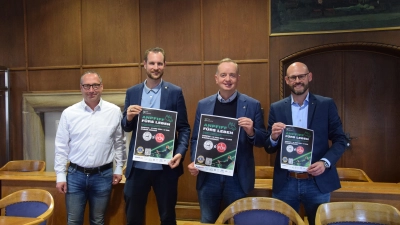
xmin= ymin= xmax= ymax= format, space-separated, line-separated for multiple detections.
xmin=54 ymin=71 xmax=127 ymax=225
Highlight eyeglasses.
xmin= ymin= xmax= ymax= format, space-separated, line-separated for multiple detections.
xmin=287 ymin=72 xmax=309 ymax=82
xmin=81 ymin=83 xmax=102 ymax=90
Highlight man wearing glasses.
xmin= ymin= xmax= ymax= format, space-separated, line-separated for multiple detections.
xmin=264 ymin=62 xmax=346 ymax=225
xmin=54 ymin=71 xmax=127 ymax=225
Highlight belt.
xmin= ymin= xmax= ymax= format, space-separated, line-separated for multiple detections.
xmin=69 ymin=162 xmax=113 ymax=174
xmin=288 ymin=171 xmax=312 ymax=179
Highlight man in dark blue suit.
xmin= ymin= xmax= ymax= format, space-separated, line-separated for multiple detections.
xmin=264 ymin=62 xmax=346 ymax=225
xmin=122 ymin=47 xmax=190 ymax=225
xmin=188 ymin=58 xmax=268 ymax=223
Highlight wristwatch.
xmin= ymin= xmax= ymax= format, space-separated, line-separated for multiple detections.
xmin=320 ymin=160 xmax=330 ymax=168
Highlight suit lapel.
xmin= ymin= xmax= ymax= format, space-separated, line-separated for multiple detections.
xmin=204 ymin=96 xmax=216 ymax=115
xmin=135 ymin=83 xmax=144 ymax=105
xmin=284 ymin=96 xmax=293 ymax=124
xmin=307 ymin=93 xmax=316 ymax=128
xmin=160 ymin=82 xmax=169 ymax=110
xmin=236 ymin=93 xmax=247 ymax=118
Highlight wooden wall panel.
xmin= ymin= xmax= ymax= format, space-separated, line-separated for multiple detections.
xmin=269 ymin=30 xmax=400 ymax=103
xmin=90 ymin=67 xmax=141 ymax=90
xmin=28 ymin=69 xmax=81 ymax=91
xmin=9 ymin=71 xmax=27 ymax=161
xmin=203 ymin=0 xmax=269 ymax=60
xmin=82 ymin=0 xmax=140 ymax=65
xmin=140 ymin=0 xmax=201 ymax=62
xmin=342 ymin=52 xmax=400 ymax=182
xmin=26 ymin=0 xmax=81 ymax=67
xmin=283 ymin=52 xmax=344 ymax=114
xmin=0 ymin=0 xmax=25 ymax=68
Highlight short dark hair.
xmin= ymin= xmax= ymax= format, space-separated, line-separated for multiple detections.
xmin=144 ymin=47 xmax=166 ymax=62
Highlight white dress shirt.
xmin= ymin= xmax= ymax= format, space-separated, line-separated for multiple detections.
xmin=54 ymin=99 xmax=127 ymax=182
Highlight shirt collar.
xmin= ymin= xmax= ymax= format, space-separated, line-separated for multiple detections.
xmin=217 ymin=90 xmax=238 ymax=103
xmin=81 ymin=98 xmax=103 ymax=111
xmin=144 ymin=79 xmax=162 ymax=94
xmin=291 ymin=93 xmax=309 ymax=106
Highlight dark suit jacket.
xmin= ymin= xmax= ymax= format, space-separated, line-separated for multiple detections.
xmin=121 ymin=81 xmax=191 ymax=179
xmin=190 ymin=92 xmax=268 ymax=194
xmin=264 ymin=93 xmax=346 ymax=194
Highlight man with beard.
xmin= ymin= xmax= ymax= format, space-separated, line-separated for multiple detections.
xmin=122 ymin=47 xmax=190 ymax=225
xmin=264 ymin=62 xmax=346 ymax=225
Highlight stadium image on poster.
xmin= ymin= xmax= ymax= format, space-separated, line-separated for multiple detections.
xmin=133 ymin=108 xmax=177 ymax=165
xmin=280 ymin=125 xmax=314 ymax=172
xmin=194 ymin=114 xmax=240 ymax=176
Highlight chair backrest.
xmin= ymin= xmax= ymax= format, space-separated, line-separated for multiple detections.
xmin=0 ymin=160 xmax=46 ymax=172
xmin=215 ymin=197 xmax=305 ymax=225
xmin=315 ymin=202 xmax=400 ymax=225
xmin=336 ymin=168 xmax=373 ymax=182
xmin=255 ymin=166 xmax=274 ymax=179
xmin=0 ymin=189 xmax=54 ymax=225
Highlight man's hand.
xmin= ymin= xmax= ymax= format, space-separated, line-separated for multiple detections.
xmin=112 ymin=174 xmax=122 ymax=185
xmin=126 ymin=105 xmax=142 ymax=122
xmin=188 ymin=162 xmax=199 ymax=176
xmin=271 ymin=122 xmax=286 ymax=141
xmin=169 ymin=153 xmax=182 ymax=169
xmin=307 ymin=161 xmax=326 ymax=176
xmin=56 ymin=182 xmax=67 ymax=194
xmin=238 ymin=117 xmax=254 ymax=136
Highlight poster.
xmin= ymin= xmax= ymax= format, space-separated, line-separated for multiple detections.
xmin=194 ymin=114 xmax=240 ymax=176
xmin=280 ymin=125 xmax=314 ymax=172
xmin=133 ymin=108 xmax=177 ymax=165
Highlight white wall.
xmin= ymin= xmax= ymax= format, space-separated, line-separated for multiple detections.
xmin=44 ymin=112 xmax=62 ymax=171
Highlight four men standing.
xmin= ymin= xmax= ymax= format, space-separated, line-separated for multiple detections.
xmin=55 ymin=48 xmax=345 ymax=225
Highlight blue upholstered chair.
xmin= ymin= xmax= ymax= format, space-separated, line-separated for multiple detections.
xmin=214 ymin=197 xmax=305 ymax=225
xmin=0 ymin=189 xmax=54 ymax=225
xmin=315 ymin=202 xmax=400 ymax=225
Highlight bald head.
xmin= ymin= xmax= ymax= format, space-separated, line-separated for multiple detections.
xmin=286 ymin=62 xmax=309 ymax=76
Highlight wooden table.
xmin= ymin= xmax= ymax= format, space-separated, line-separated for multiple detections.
xmin=251 ymin=179 xmax=400 ymax=210
xmin=0 ymin=216 xmax=43 ymax=225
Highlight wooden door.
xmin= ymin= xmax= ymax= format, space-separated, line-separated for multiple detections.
xmin=283 ymin=50 xmax=400 ymax=182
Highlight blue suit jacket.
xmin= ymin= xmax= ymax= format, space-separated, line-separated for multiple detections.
xmin=190 ymin=93 xmax=268 ymax=194
xmin=121 ymin=81 xmax=191 ymax=179
xmin=264 ymin=93 xmax=347 ymax=194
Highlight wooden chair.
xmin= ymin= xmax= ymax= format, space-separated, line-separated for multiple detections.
xmin=255 ymin=166 xmax=274 ymax=179
xmin=0 ymin=189 xmax=54 ymax=225
xmin=337 ymin=167 xmax=373 ymax=182
xmin=215 ymin=197 xmax=305 ymax=225
xmin=315 ymin=201 xmax=400 ymax=225
xmin=0 ymin=160 xmax=46 ymax=172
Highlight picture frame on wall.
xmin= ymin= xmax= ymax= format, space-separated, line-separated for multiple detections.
xmin=270 ymin=0 xmax=400 ymax=36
